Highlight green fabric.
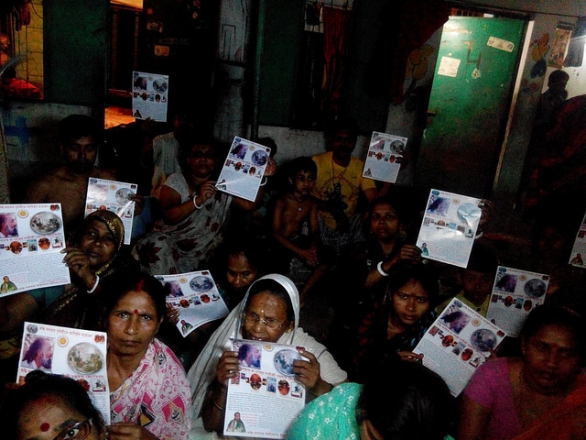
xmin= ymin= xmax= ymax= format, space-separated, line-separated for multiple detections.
xmin=287 ymin=382 xmax=362 ymax=440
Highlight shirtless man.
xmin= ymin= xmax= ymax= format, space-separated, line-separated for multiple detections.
xmin=24 ymin=114 xmax=115 ymax=237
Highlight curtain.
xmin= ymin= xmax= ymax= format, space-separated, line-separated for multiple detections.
xmin=321 ymin=6 xmax=351 ymax=121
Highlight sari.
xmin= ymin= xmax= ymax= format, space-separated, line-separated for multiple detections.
xmin=133 ymin=173 xmax=233 ymax=275
xmin=187 ymin=274 xmax=347 ymax=439
xmin=42 ymin=210 xmax=133 ymax=330
xmin=512 ymin=375 xmax=586 ymax=440
xmin=110 ymin=338 xmax=192 ymax=440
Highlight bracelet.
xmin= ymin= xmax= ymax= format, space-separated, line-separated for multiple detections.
xmin=87 ymin=274 xmax=100 ymax=294
xmin=193 ymin=195 xmax=202 ymax=210
xmin=376 ymin=261 xmax=388 ymax=277
xmin=212 ymin=400 xmax=225 ymax=411
xmin=260 ymin=177 xmax=268 ymax=186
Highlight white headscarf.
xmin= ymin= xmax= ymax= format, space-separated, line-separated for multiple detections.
xmin=186 ymin=274 xmax=346 ymax=424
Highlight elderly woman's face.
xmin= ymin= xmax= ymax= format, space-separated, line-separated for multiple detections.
xmin=241 ymin=291 xmax=293 ymax=342
xmin=78 ymin=220 xmax=117 ymax=268
xmin=187 ymin=144 xmax=217 ymax=178
xmin=17 ymin=397 xmax=99 ymax=440
xmin=522 ymin=324 xmax=581 ymax=395
xmin=106 ymin=290 xmax=161 ymax=358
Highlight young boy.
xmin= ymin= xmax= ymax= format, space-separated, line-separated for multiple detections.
xmin=435 ymin=242 xmax=499 ymax=316
xmin=271 ymin=157 xmax=332 ymax=302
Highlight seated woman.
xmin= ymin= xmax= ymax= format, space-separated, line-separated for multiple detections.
xmin=329 ymin=197 xmax=422 ymax=345
xmin=101 ymin=271 xmax=191 ymax=439
xmin=1 ymin=370 xmax=108 ymax=440
xmin=187 ymin=274 xmax=347 ymax=437
xmin=42 ymin=210 xmax=137 ymax=330
xmin=349 ymin=261 xmax=439 ymax=382
xmin=163 ymin=237 xmax=268 ymax=369
xmin=132 ymin=130 xmax=275 ymax=275
xmin=287 ymin=358 xmax=453 ymax=440
xmin=458 ymin=304 xmax=586 ymax=440
xmin=0 ymin=210 xmax=133 ymax=386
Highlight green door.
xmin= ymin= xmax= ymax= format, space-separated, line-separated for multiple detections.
xmin=415 ymin=17 xmax=526 ymax=198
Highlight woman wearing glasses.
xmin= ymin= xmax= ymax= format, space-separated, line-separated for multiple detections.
xmin=2 ymin=370 xmax=108 ymax=440
xmin=132 ymin=129 xmax=275 ymax=275
xmin=187 ymin=274 xmax=347 ymax=438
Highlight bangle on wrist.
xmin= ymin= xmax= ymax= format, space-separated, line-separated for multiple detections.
xmin=87 ymin=274 xmax=100 ymax=294
xmin=212 ymin=400 xmax=225 ymax=411
xmin=376 ymin=261 xmax=388 ymax=277
xmin=193 ymin=195 xmax=202 ymax=210
xmin=260 ymin=177 xmax=268 ymax=186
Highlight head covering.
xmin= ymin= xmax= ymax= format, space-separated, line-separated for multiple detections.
xmin=187 ymin=274 xmax=346 ymax=425
xmin=72 ymin=210 xmax=125 ymax=276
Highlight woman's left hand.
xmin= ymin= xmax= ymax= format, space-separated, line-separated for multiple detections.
xmin=61 ymin=247 xmax=96 ymax=290
xmin=292 ymin=348 xmax=332 ymax=396
xmin=108 ymin=422 xmax=159 ymax=439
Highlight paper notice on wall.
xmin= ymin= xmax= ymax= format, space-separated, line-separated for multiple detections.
xmin=487 ymin=36 xmax=515 ymax=52
xmin=437 ymin=56 xmax=461 ymax=77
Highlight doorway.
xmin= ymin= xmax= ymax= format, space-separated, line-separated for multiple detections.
xmin=415 ymin=13 xmax=528 ymax=198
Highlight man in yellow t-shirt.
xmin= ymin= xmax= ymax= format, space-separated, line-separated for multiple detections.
xmin=311 ymin=118 xmax=377 ymax=254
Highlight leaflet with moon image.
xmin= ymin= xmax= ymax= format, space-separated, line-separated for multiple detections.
xmin=132 ymin=70 xmax=169 ymax=122
xmin=362 ymin=131 xmax=408 ymax=183
xmin=416 ymin=189 xmax=483 ymax=268
xmin=414 ymin=298 xmax=506 ymax=397
xmin=17 ymin=322 xmax=110 ymax=424
xmin=486 ymin=266 xmax=548 ymax=337
xmin=224 ymin=338 xmax=307 ymax=439
xmin=84 ymin=178 xmax=137 ymax=245
xmin=0 ymin=203 xmax=70 ymax=296
xmin=216 ymin=137 xmax=271 ymax=202
xmin=158 ymin=270 xmax=229 ymax=338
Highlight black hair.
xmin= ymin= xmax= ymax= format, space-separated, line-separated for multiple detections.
xmin=465 ymin=242 xmax=499 ymax=275
xmin=214 ymin=236 xmax=267 ymax=278
xmin=257 ymin=137 xmax=278 ymax=158
xmin=245 ymin=278 xmax=295 ymax=324
xmin=287 ymin=156 xmax=317 ymax=177
xmin=1 ymin=371 xmax=107 ymax=440
xmin=521 ymin=304 xmax=585 ymax=364
xmin=176 ymin=126 xmax=218 ymax=175
xmin=100 ymin=270 xmax=166 ymax=323
xmin=385 ymin=262 xmax=440 ymax=306
xmin=548 ymin=69 xmax=569 ymax=87
xmin=356 ymin=359 xmax=453 ymax=440
xmin=58 ymin=114 xmax=101 ymax=144
xmin=326 ymin=116 xmax=359 ymax=137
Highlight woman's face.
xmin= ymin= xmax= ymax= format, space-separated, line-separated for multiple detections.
xmin=390 ymin=280 xmax=430 ymax=328
xmin=370 ymin=202 xmax=400 ymax=242
xmin=78 ymin=219 xmax=117 ymax=268
xmin=522 ymin=323 xmax=581 ymax=395
xmin=187 ymin=144 xmax=217 ymax=178
xmin=18 ymin=397 xmax=99 ymax=440
xmin=241 ymin=291 xmax=293 ymax=342
xmin=106 ymin=290 xmax=161 ymax=358
xmin=226 ymin=253 xmax=258 ymax=291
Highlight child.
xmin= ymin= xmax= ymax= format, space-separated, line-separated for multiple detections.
xmin=435 ymin=242 xmax=499 ymax=316
xmin=270 ymin=157 xmax=332 ymax=302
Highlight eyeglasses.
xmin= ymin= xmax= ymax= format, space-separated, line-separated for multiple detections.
xmin=188 ymin=150 xmax=215 ymax=159
xmin=53 ymin=418 xmax=93 ymax=440
xmin=242 ymin=311 xmax=286 ymax=330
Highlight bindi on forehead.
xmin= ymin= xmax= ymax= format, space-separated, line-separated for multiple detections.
xmin=40 ymin=422 xmax=50 ymax=432
xmin=133 ymin=309 xmax=138 ymax=314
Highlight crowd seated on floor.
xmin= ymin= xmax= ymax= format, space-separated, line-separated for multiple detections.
xmin=1 ymin=108 xmax=585 ymax=440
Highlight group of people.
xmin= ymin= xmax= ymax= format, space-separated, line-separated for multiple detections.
xmin=0 ymin=111 xmax=584 ymax=440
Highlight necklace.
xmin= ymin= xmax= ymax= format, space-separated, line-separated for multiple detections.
xmin=331 ymin=154 xmax=349 ymax=181
xmin=289 ymin=194 xmax=305 ymax=212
